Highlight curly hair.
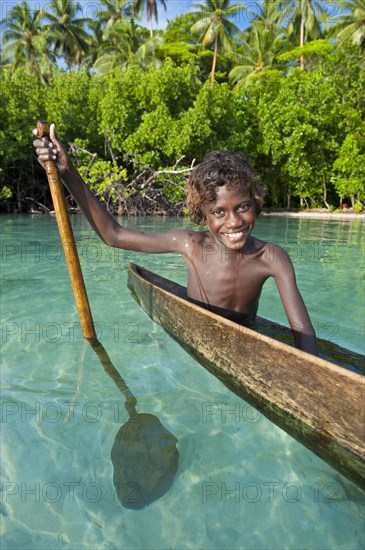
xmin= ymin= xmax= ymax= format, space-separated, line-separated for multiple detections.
xmin=186 ymin=151 xmax=267 ymax=225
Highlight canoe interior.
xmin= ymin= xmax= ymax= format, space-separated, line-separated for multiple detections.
xmin=127 ymin=263 xmax=365 ymax=491
xmin=129 ymin=264 xmax=364 ymax=375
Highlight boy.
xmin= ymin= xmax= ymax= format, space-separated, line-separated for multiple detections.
xmin=33 ymin=124 xmax=318 ymax=355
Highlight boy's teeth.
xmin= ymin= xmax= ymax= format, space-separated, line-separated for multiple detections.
xmin=225 ymin=232 xmax=242 ymax=238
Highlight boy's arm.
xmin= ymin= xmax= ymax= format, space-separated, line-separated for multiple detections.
xmin=33 ymin=124 xmax=189 ymax=254
xmin=270 ymin=246 xmax=318 ymax=356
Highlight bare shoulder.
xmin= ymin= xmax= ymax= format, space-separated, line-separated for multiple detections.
xmin=254 ymin=239 xmax=295 ymax=277
xmin=182 ymin=228 xmax=211 ymax=252
xmin=168 ymin=227 xmax=207 ymax=247
xmin=244 ymin=237 xmax=278 ymax=259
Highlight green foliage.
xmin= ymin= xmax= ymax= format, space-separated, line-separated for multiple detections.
xmin=125 ymin=103 xmax=174 ymax=165
xmin=253 ymin=67 xmax=345 ymax=206
xmin=0 ymin=185 xmax=13 ymax=200
xmin=97 ymin=65 xmax=145 ymax=154
xmin=0 ymin=0 xmax=365 ymax=216
xmin=330 ymin=0 xmax=365 ymax=52
xmin=0 ymin=69 xmax=44 ymax=166
xmin=164 ymin=13 xmax=199 ymax=45
xmin=190 ymin=0 xmax=245 ymax=84
xmin=277 ymin=39 xmax=334 ymax=63
xmin=80 ymin=158 xmax=128 ymax=206
xmin=314 ymin=42 xmax=365 ymax=118
xmin=42 ymin=0 xmax=92 ymax=69
xmin=100 ymin=59 xmax=202 ymax=164
xmin=229 ymin=20 xmax=287 ymax=88
xmin=44 ymin=70 xmax=103 ymax=151
xmin=171 ymin=82 xmax=256 ymax=161
xmin=332 ymin=133 xmax=365 ymax=204
xmin=159 ymin=173 xmax=187 ymax=204
xmin=157 ymin=42 xmax=198 ymax=65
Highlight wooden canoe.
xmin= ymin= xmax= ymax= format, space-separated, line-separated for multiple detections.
xmin=127 ymin=263 xmax=365 ymax=490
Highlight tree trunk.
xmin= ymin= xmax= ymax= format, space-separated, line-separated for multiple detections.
xmin=16 ymin=176 xmax=21 ymax=211
xmin=287 ymin=186 xmax=291 ymax=209
xmin=211 ymin=35 xmax=218 ymax=87
xmin=32 ymin=54 xmax=47 ymax=85
xmin=322 ymin=175 xmax=330 ymax=209
xmin=300 ymin=14 xmax=305 ymax=70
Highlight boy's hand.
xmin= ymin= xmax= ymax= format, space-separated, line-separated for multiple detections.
xmin=32 ymin=123 xmax=70 ymax=175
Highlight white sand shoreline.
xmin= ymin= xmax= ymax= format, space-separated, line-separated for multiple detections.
xmin=261 ymin=211 xmax=365 ymax=220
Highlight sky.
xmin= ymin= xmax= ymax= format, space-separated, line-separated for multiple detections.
xmin=0 ymin=0 xmax=275 ymax=31
xmin=0 ymin=0 xmax=194 ymax=29
xmin=0 ymin=0 xmax=250 ymax=35
xmin=1 ymin=1 xmax=344 ymax=32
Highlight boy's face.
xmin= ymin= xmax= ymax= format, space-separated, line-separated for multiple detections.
xmin=202 ymin=185 xmax=255 ymax=251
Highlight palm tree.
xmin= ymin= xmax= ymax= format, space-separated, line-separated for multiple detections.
xmin=97 ymin=0 xmax=132 ymax=26
xmin=93 ymin=19 xmax=145 ymax=75
xmin=190 ymin=0 xmax=246 ymax=86
xmin=164 ymin=12 xmax=200 ymax=45
xmin=134 ymin=33 xmax=165 ymax=69
xmin=87 ymin=0 xmax=142 ymax=70
xmin=228 ymin=0 xmax=287 ymax=86
xmin=131 ymin=0 xmax=167 ymax=39
xmin=43 ymin=0 xmax=91 ymax=69
xmin=1 ymin=2 xmax=49 ymax=82
xmin=279 ymin=0 xmax=330 ymax=68
xmin=229 ymin=21 xmax=286 ymax=88
xmin=0 ymin=46 xmax=12 ymax=70
xmin=331 ymin=0 xmax=365 ymax=52
xmin=84 ymin=20 xmax=104 ymax=68
xmin=249 ymin=0 xmax=285 ymax=28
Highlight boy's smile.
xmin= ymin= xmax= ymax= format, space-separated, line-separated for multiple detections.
xmin=203 ymin=186 xmax=255 ymax=252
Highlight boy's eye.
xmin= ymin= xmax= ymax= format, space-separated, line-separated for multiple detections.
xmin=238 ymin=203 xmax=251 ymax=212
xmin=211 ymin=209 xmax=224 ymax=216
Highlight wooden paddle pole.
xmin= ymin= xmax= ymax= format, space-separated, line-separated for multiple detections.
xmin=37 ymin=121 xmax=96 ymax=341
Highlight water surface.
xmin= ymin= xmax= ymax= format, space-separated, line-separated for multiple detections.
xmin=1 ymin=214 xmax=364 ymax=550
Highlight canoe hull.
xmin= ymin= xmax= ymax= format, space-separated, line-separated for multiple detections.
xmin=127 ymin=263 xmax=365 ymax=490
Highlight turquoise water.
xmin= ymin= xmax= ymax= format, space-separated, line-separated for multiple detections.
xmin=1 ymin=214 xmax=364 ymax=550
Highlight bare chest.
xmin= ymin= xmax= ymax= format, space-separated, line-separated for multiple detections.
xmin=185 ymin=253 xmax=269 ymax=313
